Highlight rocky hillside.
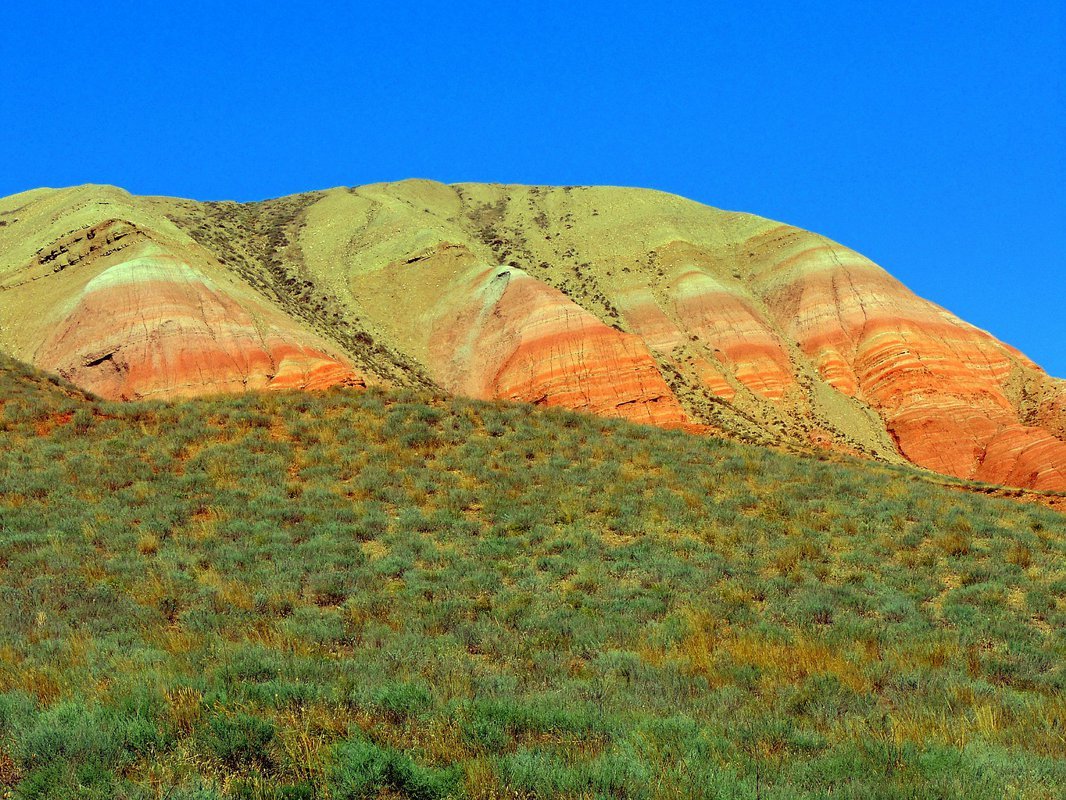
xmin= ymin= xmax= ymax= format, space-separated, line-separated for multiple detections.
xmin=1 ymin=181 xmax=1063 ymax=491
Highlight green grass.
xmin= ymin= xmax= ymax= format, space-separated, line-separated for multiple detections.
xmin=0 ymin=355 xmax=1063 ymax=799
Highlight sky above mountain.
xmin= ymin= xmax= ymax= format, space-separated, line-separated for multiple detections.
xmin=2 ymin=1 xmax=1063 ymax=376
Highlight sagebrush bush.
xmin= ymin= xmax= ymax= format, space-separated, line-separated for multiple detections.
xmin=199 ymin=713 xmax=276 ymax=769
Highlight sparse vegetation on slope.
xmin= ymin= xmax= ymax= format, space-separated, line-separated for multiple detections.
xmin=162 ymin=195 xmax=435 ymax=389
xmin=0 ymin=355 xmax=1063 ymax=799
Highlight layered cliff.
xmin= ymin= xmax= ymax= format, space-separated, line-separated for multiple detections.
xmin=0 ymin=181 xmax=1061 ymax=492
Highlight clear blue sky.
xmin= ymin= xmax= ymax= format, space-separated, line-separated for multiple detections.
xmin=3 ymin=2 xmax=1063 ymax=375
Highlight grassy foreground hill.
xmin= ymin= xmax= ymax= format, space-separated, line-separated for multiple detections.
xmin=0 ymin=355 xmax=1063 ymax=799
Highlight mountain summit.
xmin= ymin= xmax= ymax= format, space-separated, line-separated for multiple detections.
xmin=1 ymin=181 xmax=1063 ymax=491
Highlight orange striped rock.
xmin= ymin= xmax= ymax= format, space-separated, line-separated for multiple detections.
xmin=431 ymin=267 xmax=687 ymax=426
xmin=752 ymin=226 xmax=1066 ymax=491
xmin=36 ymin=254 xmax=363 ymax=400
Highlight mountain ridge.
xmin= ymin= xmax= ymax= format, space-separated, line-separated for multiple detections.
xmin=1 ymin=180 xmax=1063 ymax=492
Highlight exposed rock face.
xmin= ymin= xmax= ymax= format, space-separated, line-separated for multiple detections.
xmin=668 ymin=269 xmax=796 ymax=402
xmin=1 ymin=181 xmax=1062 ymax=493
xmin=748 ymin=226 xmax=1066 ymax=491
xmin=34 ymin=254 xmax=363 ymax=400
xmin=431 ymin=266 xmax=687 ymax=425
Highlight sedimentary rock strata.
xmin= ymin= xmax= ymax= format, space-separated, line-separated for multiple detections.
xmin=432 ymin=266 xmax=688 ymax=426
xmin=34 ymin=254 xmax=362 ymax=400
xmin=2 ymin=181 xmax=1062 ymax=493
xmin=750 ymin=226 xmax=1066 ymax=491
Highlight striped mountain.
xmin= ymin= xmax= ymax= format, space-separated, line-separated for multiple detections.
xmin=0 ymin=181 xmax=1061 ymax=492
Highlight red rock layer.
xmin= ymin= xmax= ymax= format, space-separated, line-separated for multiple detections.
xmin=35 ymin=254 xmax=363 ymax=400
xmin=432 ymin=267 xmax=687 ymax=426
xmin=617 ymin=285 xmax=737 ymax=400
xmin=753 ymin=227 xmax=1066 ymax=491
xmin=668 ymin=269 xmax=795 ymax=401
